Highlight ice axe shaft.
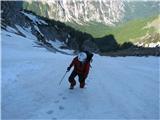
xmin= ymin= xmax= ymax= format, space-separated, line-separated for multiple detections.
xmin=59 ymin=71 xmax=68 ymax=85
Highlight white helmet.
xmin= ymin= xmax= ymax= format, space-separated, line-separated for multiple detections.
xmin=78 ymin=52 xmax=87 ymax=62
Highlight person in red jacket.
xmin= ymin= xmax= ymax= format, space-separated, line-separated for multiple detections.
xmin=67 ymin=52 xmax=90 ymax=89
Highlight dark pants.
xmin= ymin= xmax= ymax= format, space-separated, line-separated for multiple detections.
xmin=69 ymin=70 xmax=85 ymax=88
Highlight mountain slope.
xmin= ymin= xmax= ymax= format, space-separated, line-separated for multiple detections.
xmin=22 ymin=0 xmax=160 ymax=46
xmin=23 ymin=0 xmax=160 ymax=26
xmin=106 ymin=16 xmax=159 ymax=44
xmin=1 ymin=1 xmax=99 ymax=53
xmin=2 ymin=28 xmax=159 ymax=119
xmin=68 ymin=16 xmax=159 ymax=42
xmin=68 ymin=15 xmax=160 ymax=48
xmin=23 ymin=0 xmax=125 ymax=26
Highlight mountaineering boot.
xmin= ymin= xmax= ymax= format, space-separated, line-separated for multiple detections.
xmin=69 ymin=85 xmax=74 ymax=89
xmin=69 ymin=78 xmax=76 ymax=90
xmin=80 ymin=83 xmax=85 ymax=88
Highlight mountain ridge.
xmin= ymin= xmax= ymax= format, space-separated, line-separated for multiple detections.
xmin=23 ymin=0 xmax=125 ymax=26
xmin=1 ymin=1 xmax=160 ymax=56
xmin=23 ymin=0 xmax=160 ymax=46
xmin=23 ymin=0 xmax=160 ymax=26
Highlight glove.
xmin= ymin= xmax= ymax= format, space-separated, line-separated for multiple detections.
xmin=67 ymin=67 xmax=71 ymax=72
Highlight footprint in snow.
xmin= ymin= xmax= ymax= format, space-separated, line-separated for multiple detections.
xmin=54 ymin=100 xmax=59 ymax=104
xmin=62 ymin=97 xmax=67 ymax=100
xmin=16 ymin=74 xmax=20 ymax=77
xmin=46 ymin=110 xmax=54 ymax=114
xmin=52 ymin=117 xmax=57 ymax=120
xmin=59 ymin=105 xmax=64 ymax=110
xmin=13 ymin=79 xmax=17 ymax=83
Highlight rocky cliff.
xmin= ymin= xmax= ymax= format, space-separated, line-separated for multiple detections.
xmin=1 ymin=1 xmax=99 ymax=54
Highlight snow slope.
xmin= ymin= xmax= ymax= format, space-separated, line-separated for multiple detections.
xmin=1 ymin=29 xmax=159 ymax=119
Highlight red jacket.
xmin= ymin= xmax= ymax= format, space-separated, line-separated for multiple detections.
xmin=69 ymin=57 xmax=90 ymax=78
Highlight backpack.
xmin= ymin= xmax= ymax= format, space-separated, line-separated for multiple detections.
xmin=84 ymin=51 xmax=94 ymax=63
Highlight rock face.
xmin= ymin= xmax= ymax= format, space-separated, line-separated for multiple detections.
xmin=1 ymin=1 xmax=23 ymax=26
xmin=23 ymin=0 xmax=159 ymax=26
xmin=135 ymin=33 xmax=160 ymax=48
xmin=24 ymin=0 xmax=125 ymax=26
xmin=1 ymin=1 xmax=99 ymax=53
xmin=1 ymin=1 xmax=23 ymax=15
xmin=2 ymin=1 xmax=159 ymax=56
xmin=95 ymin=35 xmax=119 ymax=52
xmin=2 ymin=1 xmax=46 ymax=44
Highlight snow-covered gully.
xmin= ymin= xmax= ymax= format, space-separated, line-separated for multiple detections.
xmin=2 ymin=30 xmax=159 ymax=119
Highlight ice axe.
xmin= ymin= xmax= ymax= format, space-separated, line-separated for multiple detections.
xmin=59 ymin=71 xmax=68 ymax=85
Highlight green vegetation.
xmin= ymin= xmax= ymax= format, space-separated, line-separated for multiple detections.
xmin=107 ymin=16 xmax=157 ymax=44
xmin=23 ymin=1 xmax=49 ymax=17
xmin=66 ymin=22 xmax=112 ymax=39
xmin=67 ymin=16 xmax=158 ymax=44
xmin=23 ymin=1 xmax=159 ymax=44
